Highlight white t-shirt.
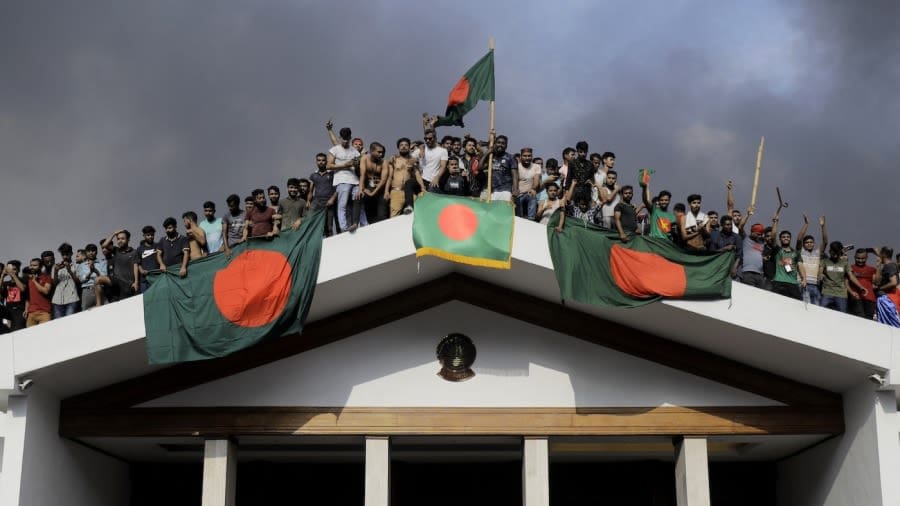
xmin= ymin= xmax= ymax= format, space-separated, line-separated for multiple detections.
xmin=329 ymin=145 xmax=360 ymax=186
xmin=599 ymin=185 xmax=620 ymax=219
xmin=517 ymin=163 xmax=541 ymax=193
xmin=421 ymin=145 xmax=448 ymax=183
xmin=684 ymin=211 xmax=708 ymax=233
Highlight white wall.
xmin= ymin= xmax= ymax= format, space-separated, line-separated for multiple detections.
xmin=0 ymin=387 xmax=129 ymax=506
xmin=776 ymin=381 xmax=900 ymax=506
xmin=0 ymin=334 xmax=14 ymax=392
xmin=145 ymin=301 xmax=779 ymax=408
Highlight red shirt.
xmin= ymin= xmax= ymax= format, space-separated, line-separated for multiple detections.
xmin=849 ymin=264 xmax=876 ymax=302
xmin=246 ymin=206 xmax=275 ymax=237
xmin=27 ymin=274 xmax=52 ymax=314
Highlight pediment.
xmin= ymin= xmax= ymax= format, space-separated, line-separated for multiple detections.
xmin=59 ymin=275 xmax=842 ymax=438
xmin=141 ymin=300 xmax=781 ymax=409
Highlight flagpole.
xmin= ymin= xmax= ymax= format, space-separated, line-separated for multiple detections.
xmin=750 ymin=136 xmax=764 ymax=208
xmin=486 ymin=37 xmax=495 ymax=203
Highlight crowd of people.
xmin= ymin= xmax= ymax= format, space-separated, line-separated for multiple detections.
xmin=2 ymin=116 xmax=899 ymax=333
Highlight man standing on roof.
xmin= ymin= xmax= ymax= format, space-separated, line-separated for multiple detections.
xmin=25 ymin=258 xmax=52 ymax=326
xmin=478 ymin=131 xmax=517 ymax=202
xmin=796 ymin=214 xmax=827 ymax=306
xmin=848 ymin=248 xmax=877 ymax=320
xmin=641 ymin=179 xmax=675 ymax=242
xmin=327 ymin=127 xmax=364 ymax=232
xmin=769 ymin=216 xmax=804 ymax=300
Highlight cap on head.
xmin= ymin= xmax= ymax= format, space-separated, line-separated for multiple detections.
xmin=751 ymin=224 xmax=764 ymax=235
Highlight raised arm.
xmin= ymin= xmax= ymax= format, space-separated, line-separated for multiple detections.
xmin=101 ymin=229 xmax=123 ymax=250
xmin=726 ymin=180 xmax=735 ymax=215
xmin=422 ymin=114 xmax=436 ymax=135
xmin=738 ymin=205 xmax=755 ymax=236
xmin=641 ymin=181 xmax=652 ymax=209
xmin=7 ymin=268 xmax=25 ymax=291
xmin=795 ymin=214 xmax=810 ymax=250
xmin=325 ymin=118 xmax=338 ymax=146
xmin=819 ymin=216 xmax=828 ymax=256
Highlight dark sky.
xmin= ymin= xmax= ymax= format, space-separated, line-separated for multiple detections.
xmin=2 ymin=1 xmax=898 ymax=263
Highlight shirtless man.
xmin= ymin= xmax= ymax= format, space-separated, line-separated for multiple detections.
xmin=358 ymin=142 xmax=390 ymax=224
xmin=182 ymin=211 xmax=208 ymax=261
xmin=385 ymin=137 xmax=425 ymax=217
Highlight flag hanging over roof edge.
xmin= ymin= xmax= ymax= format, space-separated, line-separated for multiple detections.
xmin=413 ymin=193 xmax=513 ymax=269
xmin=546 ymin=209 xmax=733 ymax=307
xmin=434 ymin=51 xmax=495 ymax=128
xmin=143 ymin=210 xmax=325 ymax=364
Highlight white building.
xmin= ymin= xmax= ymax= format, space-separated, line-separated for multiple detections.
xmin=1 ymin=216 xmax=899 ymax=505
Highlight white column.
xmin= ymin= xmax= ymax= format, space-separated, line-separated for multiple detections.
xmin=202 ymin=438 xmax=237 ymax=506
xmin=776 ymin=381 xmax=900 ymax=505
xmin=365 ymin=436 xmax=390 ymax=506
xmin=0 ymin=396 xmax=27 ymax=506
xmin=674 ymin=436 xmax=710 ymax=506
xmin=522 ymin=436 xmax=550 ymax=506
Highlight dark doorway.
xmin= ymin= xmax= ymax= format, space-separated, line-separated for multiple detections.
xmin=550 ymin=461 xmax=776 ymax=505
xmin=391 ymin=461 xmax=521 ymax=506
xmin=130 ymin=461 xmax=364 ymax=506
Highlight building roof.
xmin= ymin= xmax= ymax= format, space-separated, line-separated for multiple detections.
xmin=3 ymin=215 xmax=899 ymax=410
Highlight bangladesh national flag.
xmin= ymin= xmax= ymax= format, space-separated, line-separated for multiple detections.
xmin=434 ymin=51 xmax=495 ymax=128
xmin=547 ymin=210 xmax=732 ymax=307
xmin=413 ymin=193 xmax=513 ymax=269
xmin=143 ymin=210 xmax=325 ymax=364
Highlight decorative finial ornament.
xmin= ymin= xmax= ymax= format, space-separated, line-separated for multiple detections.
xmin=436 ymin=333 xmax=476 ymax=382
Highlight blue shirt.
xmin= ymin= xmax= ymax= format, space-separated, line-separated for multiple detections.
xmin=77 ymin=257 xmax=108 ymax=288
xmin=199 ymin=218 xmax=224 ymax=253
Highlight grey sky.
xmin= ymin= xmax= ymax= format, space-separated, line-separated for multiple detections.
xmin=1 ymin=1 xmax=897 ymax=264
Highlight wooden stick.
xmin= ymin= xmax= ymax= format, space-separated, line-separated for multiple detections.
xmin=486 ymin=37 xmax=495 ymax=202
xmin=750 ymin=136 xmax=764 ymax=208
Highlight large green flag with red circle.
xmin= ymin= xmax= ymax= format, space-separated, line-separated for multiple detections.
xmin=413 ymin=193 xmax=513 ymax=269
xmin=434 ymin=51 xmax=495 ymax=128
xmin=143 ymin=210 xmax=324 ymax=364
xmin=547 ymin=210 xmax=732 ymax=307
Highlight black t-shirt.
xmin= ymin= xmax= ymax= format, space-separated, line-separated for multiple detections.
xmin=613 ymin=202 xmax=637 ymax=233
xmin=136 ymin=242 xmax=160 ymax=274
xmin=1 ymin=279 xmax=27 ymax=309
xmin=110 ymin=246 xmax=138 ymax=284
xmin=157 ymin=235 xmax=190 ymax=268
xmin=763 ymin=243 xmax=778 ymax=280
xmin=442 ymin=174 xmax=469 ymax=196
xmin=309 ymin=171 xmax=335 ymax=202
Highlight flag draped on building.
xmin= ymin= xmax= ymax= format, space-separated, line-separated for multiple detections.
xmin=547 ymin=211 xmax=732 ymax=307
xmin=434 ymin=50 xmax=495 ymax=127
xmin=412 ymin=193 xmax=513 ymax=269
xmin=144 ymin=210 xmax=325 ymax=364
